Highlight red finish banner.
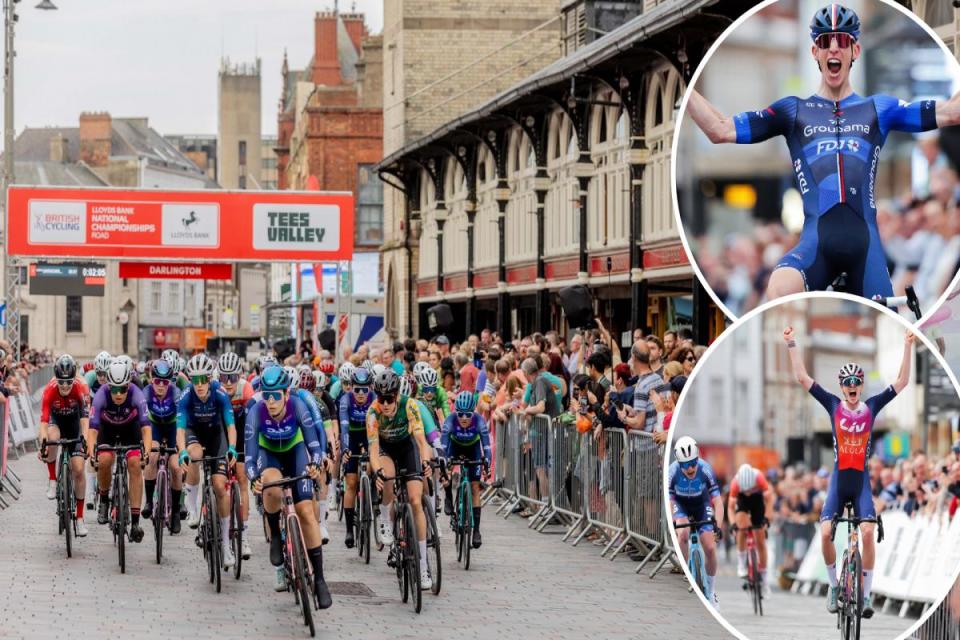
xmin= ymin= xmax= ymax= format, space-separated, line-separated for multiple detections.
xmin=119 ymin=262 xmax=233 ymax=280
xmin=7 ymin=186 xmax=354 ymax=262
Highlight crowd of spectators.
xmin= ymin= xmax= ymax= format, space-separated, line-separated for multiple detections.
xmin=0 ymin=340 xmax=54 ymax=398
xmin=692 ymin=134 xmax=960 ymax=316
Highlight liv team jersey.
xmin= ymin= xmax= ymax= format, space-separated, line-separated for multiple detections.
xmin=734 ymin=94 xmax=937 ymax=297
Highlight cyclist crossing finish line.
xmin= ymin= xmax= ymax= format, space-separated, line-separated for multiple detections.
xmin=784 ymin=325 xmax=914 ymax=619
xmin=686 ymin=4 xmax=960 ymax=301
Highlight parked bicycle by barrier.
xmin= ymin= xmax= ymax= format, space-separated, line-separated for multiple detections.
xmin=830 ymin=501 xmax=884 ymax=640
xmin=260 ymin=473 xmax=324 ymax=638
xmin=96 ymin=443 xmax=143 ymax=574
xmin=732 ymin=522 xmax=767 ymax=617
xmin=42 ymin=436 xmax=85 ymax=558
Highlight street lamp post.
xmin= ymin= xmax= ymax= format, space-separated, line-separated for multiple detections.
xmin=2 ymin=0 xmax=56 ymax=361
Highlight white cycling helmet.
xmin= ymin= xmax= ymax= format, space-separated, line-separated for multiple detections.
xmin=398 ymin=375 xmax=413 ymax=397
xmin=361 ymin=359 xmax=375 ymax=371
xmin=297 ymin=363 xmax=312 ymax=375
xmin=136 ymin=361 xmax=146 ymax=375
xmin=218 ymin=352 xmax=243 ymax=376
xmin=94 ymin=351 xmax=112 ymax=373
xmin=314 ymin=370 xmax=328 ymax=390
xmin=161 ymin=349 xmax=179 ymax=366
xmin=838 ymin=363 xmax=864 ymax=384
xmin=114 ymin=355 xmax=134 ymax=376
xmin=284 ymin=366 xmax=300 ymax=390
xmin=415 ymin=366 xmax=439 ymax=388
xmin=176 ymin=356 xmax=187 ymax=375
xmin=371 ymin=363 xmax=386 ymax=377
xmin=105 ymin=359 xmax=132 ymax=386
xmin=186 ymin=353 xmax=217 ymax=378
xmin=339 ymin=362 xmax=356 ymax=381
xmin=736 ymin=464 xmax=758 ymax=492
xmin=674 ymin=436 xmax=699 ymax=464
xmin=413 ymin=361 xmax=431 ymax=376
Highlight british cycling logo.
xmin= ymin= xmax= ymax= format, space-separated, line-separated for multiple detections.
xmin=33 ymin=212 xmax=81 ymax=233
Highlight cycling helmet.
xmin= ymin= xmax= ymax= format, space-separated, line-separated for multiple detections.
xmin=373 ymin=369 xmax=400 ymax=397
xmin=94 ymin=351 xmax=112 ymax=373
xmin=339 ymin=362 xmax=356 ymax=381
xmin=351 ymin=367 xmax=373 ymax=387
xmin=176 ymin=356 xmax=187 ymax=375
xmin=151 ymin=359 xmax=174 ymax=381
xmin=319 ymin=361 xmax=335 ymax=375
xmin=674 ymin=436 xmax=699 ymax=464
xmin=218 ymin=352 xmax=243 ymax=376
xmin=299 ymin=369 xmax=317 ymax=392
xmin=161 ymin=349 xmax=179 ymax=367
xmin=284 ymin=366 xmax=300 ymax=390
xmin=361 ymin=359 xmax=375 ymax=371
xmin=371 ymin=363 xmax=386 ymax=377
xmin=114 ymin=355 xmax=134 ymax=376
xmin=838 ymin=363 xmax=864 ymax=384
xmin=415 ymin=367 xmax=439 ymax=389
xmin=413 ymin=361 xmax=431 ymax=376
xmin=736 ymin=464 xmax=758 ymax=492
xmin=314 ymin=371 xmax=328 ymax=391
xmin=398 ymin=375 xmax=413 ymax=397
xmin=297 ymin=363 xmax=312 ymax=375
xmin=82 ymin=361 xmax=95 ymax=374
xmin=186 ymin=353 xmax=217 ymax=378
xmin=105 ymin=359 xmax=132 ymax=386
xmin=257 ymin=353 xmax=277 ymax=373
xmin=454 ymin=390 xmax=477 ymax=413
xmin=260 ymin=366 xmax=289 ymax=392
xmin=810 ymin=4 xmax=860 ymax=41
xmin=136 ymin=361 xmax=146 ymax=375
xmin=54 ymin=354 xmax=77 ymax=381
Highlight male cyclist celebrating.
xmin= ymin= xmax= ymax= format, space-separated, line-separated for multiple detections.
xmin=686 ymin=4 xmax=960 ymax=302
xmin=785 ymin=325 xmax=913 ymax=617
xmin=246 ymin=366 xmax=332 ymax=608
xmin=668 ymin=435 xmax=724 ymax=611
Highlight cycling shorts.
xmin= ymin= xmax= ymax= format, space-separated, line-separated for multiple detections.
xmin=735 ymin=493 xmax=766 ymax=529
xmin=379 ymin=436 xmax=422 ymax=479
xmin=96 ymin=422 xmax=143 ymax=459
xmin=820 ymin=469 xmax=875 ymax=523
xmin=449 ymin=441 xmax=484 ymax=482
xmin=344 ymin=429 xmax=369 ymax=475
xmin=185 ymin=426 xmax=227 ymax=476
xmin=255 ymin=441 xmax=314 ymax=503
xmin=672 ymin=499 xmax=715 ymax=534
xmin=150 ymin=419 xmax=177 ymax=451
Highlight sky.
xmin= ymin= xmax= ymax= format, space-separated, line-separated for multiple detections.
xmin=4 ymin=0 xmax=385 ymax=143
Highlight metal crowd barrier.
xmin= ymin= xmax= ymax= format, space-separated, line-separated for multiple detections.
xmin=484 ymin=413 xmax=678 ymax=579
xmin=911 ymin=594 xmax=959 ymax=640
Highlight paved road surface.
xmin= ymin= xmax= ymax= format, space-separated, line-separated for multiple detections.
xmin=715 ymin=571 xmax=918 ymax=639
xmin=0 ymin=456 xmax=732 ymax=639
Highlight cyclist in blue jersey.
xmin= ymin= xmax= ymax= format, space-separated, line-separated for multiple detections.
xmin=330 ymin=362 xmax=355 ymax=402
xmin=339 ymin=366 xmax=373 ymax=549
xmin=686 ymin=4 xmax=960 ymax=303
xmin=246 ymin=366 xmax=332 ymax=607
xmin=141 ymin=359 xmax=183 ymax=533
xmin=218 ymin=351 xmax=255 ymax=559
xmin=668 ymin=436 xmax=724 ymax=611
xmin=175 ymin=353 xmax=239 ymax=568
xmin=785 ymin=325 xmax=913 ymax=617
xmin=441 ymin=391 xmax=492 ymax=549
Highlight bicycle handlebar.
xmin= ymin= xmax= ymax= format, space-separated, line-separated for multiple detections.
xmin=830 ymin=509 xmax=885 ymax=543
xmin=261 ymin=473 xmax=314 ymax=490
xmin=673 ymin=518 xmax=717 ymax=530
xmin=44 ymin=437 xmax=84 ymax=446
xmin=96 ymin=444 xmax=143 ymax=453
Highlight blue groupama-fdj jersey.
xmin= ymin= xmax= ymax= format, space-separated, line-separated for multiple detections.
xmin=734 ymin=93 xmax=937 ymax=297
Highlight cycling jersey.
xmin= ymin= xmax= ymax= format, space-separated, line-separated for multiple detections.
xmin=244 ymin=395 xmax=325 ymax=479
xmin=223 ymin=378 xmax=255 ymax=427
xmin=415 ymin=399 xmax=440 ymax=446
xmin=339 ymin=392 xmax=372 ymax=448
xmin=735 ymin=93 xmax=937 ymax=297
xmin=440 ymin=412 xmax=491 ymax=460
xmin=176 ymin=384 xmax=235 ymax=435
xmin=83 ymin=369 xmax=104 ymax=399
xmin=728 ymin=474 xmax=769 ymax=500
xmin=668 ymin=459 xmax=721 ymax=506
xmin=366 ymin=395 xmax=424 ymax=446
xmin=419 ymin=388 xmax=451 ymax=422
xmin=40 ymin=378 xmax=90 ymax=430
xmin=144 ymin=382 xmax=180 ymax=447
xmin=90 ymin=384 xmax=150 ymax=432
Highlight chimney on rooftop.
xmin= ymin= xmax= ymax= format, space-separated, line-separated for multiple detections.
xmin=49 ymin=132 xmax=68 ymax=163
xmin=312 ymin=12 xmax=342 ymax=86
xmin=79 ymin=112 xmax=112 ymax=167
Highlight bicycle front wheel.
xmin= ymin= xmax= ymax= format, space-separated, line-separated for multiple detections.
xmin=231 ymin=483 xmax=242 ymax=580
xmin=359 ymin=476 xmax=372 ymax=564
xmin=404 ymin=506 xmax=422 ymax=614
xmin=208 ymin=484 xmax=222 ymax=593
xmin=289 ymin=516 xmax=315 ymax=637
xmin=118 ymin=471 xmax=128 ymax=574
xmin=851 ymin=551 xmax=862 ymax=640
xmin=422 ymin=493 xmax=441 ymax=595
xmin=748 ymin=547 xmax=761 ymax=616
xmin=690 ymin=546 xmax=707 ymax=596
xmin=61 ymin=456 xmax=73 ymax=558
xmin=461 ymin=483 xmax=473 ymax=571
xmin=154 ymin=469 xmax=167 ymax=564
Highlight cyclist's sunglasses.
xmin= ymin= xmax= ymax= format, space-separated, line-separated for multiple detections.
xmin=422 ymin=386 xmax=437 ymax=394
xmin=190 ymin=375 xmax=210 ymax=385
xmin=456 ymin=411 xmax=473 ymax=420
xmin=379 ymin=394 xmax=397 ymax=406
xmin=56 ymin=378 xmax=74 ymax=387
xmin=680 ymin=459 xmax=698 ymax=470
xmin=841 ymin=376 xmax=863 ymax=387
xmin=353 ymin=386 xmax=370 ymax=395
xmin=221 ymin=373 xmax=240 ymax=383
xmin=151 ymin=378 xmax=171 ymax=386
xmin=262 ymin=390 xmax=284 ymax=402
xmin=109 ymin=385 xmax=129 ymax=394
xmin=814 ymin=32 xmax=855 ymax=49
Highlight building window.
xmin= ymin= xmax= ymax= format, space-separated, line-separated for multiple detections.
xmin=66 ymin=296 xmax=82 ymax=333
xmin=239 ymin=175 xmax=246 ymax=189
xmin=239 ymin=140 xmax=247 ymax=166
xmin=356 ymin=164 xmax=384 ymax=246
xmin=150 ymin=282 xmax=162 ymax=313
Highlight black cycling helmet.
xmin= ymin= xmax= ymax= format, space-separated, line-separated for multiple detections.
xmin=373 ymin=369 xmax=400 ymax=397
xmin=54 ymin=354 xmax=77 ymax=381
xmin=810 ymin=4 xmax=860 ymax=41
xmin=351 ymin=367 xmax=373 ymax=387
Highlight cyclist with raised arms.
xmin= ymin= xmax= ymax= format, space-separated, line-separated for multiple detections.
xmin=176 ymin=353 xmax=239 ymax=568
xmin=784 ymin=325 xmax=913 ymax=617
xmin=218 ymin=351 xmax=255 ymax=558
xmin=246 ymin=366 xmax=332 ymax=608
xmin=88 ymin=359 xmax=152 ymax=543
xmin=668 ymin=435 xmax=724 ymax=611
xmin=729 ymin=464 xmax=775 ymax=594
xmin=440 ymin=390 xmax=492 ymax=549
xmin=686 ymin=4 xmax=960 ymax=302
xmin=38 ymin=355 xmax=90 ymax=536
xmin=367 ymin=369 xmax=434 ymax=589
xmin=339 ymin=366 xmax=373 ymax=549
xmin=141 ymin=359 xmax=183 ymax=534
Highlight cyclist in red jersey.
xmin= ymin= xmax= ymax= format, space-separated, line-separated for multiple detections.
xmin=785 ymin=325 xmax=912 ymax=617
xmin=728 ymin=464 xmax=775 ymax=594
xmin=38 ymin=355 xmax=91 ymax=536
